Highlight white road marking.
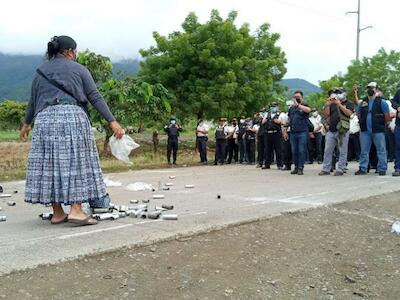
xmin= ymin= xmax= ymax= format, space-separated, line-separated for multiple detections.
xmin=332 ymin=208 xmax=395 ymax=223
xmin=57 ymin=224 xmax=133 ymax=240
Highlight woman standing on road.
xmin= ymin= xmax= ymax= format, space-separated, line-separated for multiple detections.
xmin=20 ymin=35 xmax=124 ymax=226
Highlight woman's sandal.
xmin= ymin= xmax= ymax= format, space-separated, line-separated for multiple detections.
xmin=68 ymin=216 xmax=98 ymax=226
xmin=50 ymin=214 xmax=68 ymax=225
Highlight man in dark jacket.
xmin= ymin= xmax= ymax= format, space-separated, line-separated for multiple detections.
xmin=164 ymin=116 xmax=182 ymax=165
xmin=391 ymin=84 xmax=400 ymax=176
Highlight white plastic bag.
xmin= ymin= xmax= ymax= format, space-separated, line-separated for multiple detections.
xmin=103 ymin=177 xmax=122 ymax=187
xmin=126 ymin=182 xmax=154 ymax=192
xmin=391 ymin=221 xmax=400 ymax=235
xmin=109 ymin=135 xmax=140 ymax=164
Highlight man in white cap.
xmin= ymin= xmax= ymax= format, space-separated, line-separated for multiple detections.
xmin=355 ymin=82 xmax=391 ymax=175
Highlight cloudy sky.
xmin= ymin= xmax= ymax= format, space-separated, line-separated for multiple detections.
xmin=1 ymin=0 xmax=398 ymax=84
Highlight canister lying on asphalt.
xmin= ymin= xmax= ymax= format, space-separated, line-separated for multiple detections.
xmin=162 ymin=214 xmax=178 ymax=220
xmin=0 ymin=216 xmax=6 ymax=222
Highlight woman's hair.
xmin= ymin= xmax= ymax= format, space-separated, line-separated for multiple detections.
xmin=46 ymin=35 xmax=77 ymax=60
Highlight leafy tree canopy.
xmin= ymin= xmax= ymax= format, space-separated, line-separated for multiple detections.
xmin=139 ymin=10 xmax=287 ymax=120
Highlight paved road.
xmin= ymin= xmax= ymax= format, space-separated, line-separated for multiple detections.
xmin=0 ymin=162 xmax=399 ymax=274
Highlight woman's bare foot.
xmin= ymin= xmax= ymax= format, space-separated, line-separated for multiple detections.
xmin=68 ymin=203 xmax=98 ymax=225
xmin=51 ymin=203 xmax=68 ymax=224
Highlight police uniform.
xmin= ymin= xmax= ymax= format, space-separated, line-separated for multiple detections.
xmin=238 ymin=116 xmax=248 ymax=163
xmin=164 ymin=118 xmax=182 ymax=164
xmin=214 ymin=119 xmax=228 ymax=165
xmin=196 ymin=121 xmax=208 ymax=164
xmin=226 ymin=119 xmax=239 ymax=164
xmin=245 ymin=119 xmax=258 ymax=164
xmin=263 ymin=109 xmax=284 ymax=169
xmin=257 ymin=110 xmax=266 ymax=167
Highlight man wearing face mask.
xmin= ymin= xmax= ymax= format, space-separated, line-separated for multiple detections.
xmin=214 ymin=118 xmax=228 ymax=165
xmin=196 ymin=119 xmax=208 ymax=164
xmin=286 ymin=90 xmax=311 ymax=175
xmin=237 ymin=116 xmax=248 ymax=164
xmin=308 ymin=108 xmax=323 ymax=164
xmin=245 ymin=116 xmax=258 ymax=164
xmin=226 ymin=118 xmax=239 ymax=164
xmin=262 ymin=102 xmax=285 ymax=169
xmin=391 ymin=83 xmax=400 ymax=176
xmin=355 ymin=82 xmax=391 ymax=175
xmin=281 ymin=100 xmax=292 ymax=170
xmin=164 ymin=116 xmax=182 ymax=165
xmin=318 ymin=88 xmax=353 ymax=176
xmin=257 ymin=108 xmax=267 ymax=168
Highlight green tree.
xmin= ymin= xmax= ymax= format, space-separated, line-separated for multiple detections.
xmin=77 ymin=50 xmax=113 ymax=84
xmin=139 ymin=10 xmax=287 ymax=120
xmin=319 ymin=48 xmax=400 ymax=101
xmin=77 ymin=50 xmax=172 ymax=152
xmin=0 ymin=100 xmax=27 ymax=130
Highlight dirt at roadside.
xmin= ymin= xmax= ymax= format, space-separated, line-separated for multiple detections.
xmin=1 ymin=193 xmax=400 ymax=300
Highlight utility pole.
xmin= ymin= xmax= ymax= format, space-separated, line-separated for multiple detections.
xmin=346 ymin=0 xmax=372 ymax=61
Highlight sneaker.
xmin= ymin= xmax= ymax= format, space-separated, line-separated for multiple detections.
xmin=290 ymin=169 xmax=298 ymax=175
xmin=256 ymin=164 xmax=262 ymax=168
xmin=283 ymin=166 xmax=291 ymax=171
xmin=333 ymin=171 xmax=344 ymax=176
xmin=318 ymin=170 xmax=330 ymax=176
xmin=392 ymin=170 xmax=400 ymax=177
xmin=378 ymin=171 xmax=386 ymax=176
xmin=262 ymin=165 xmax=271 ymax=169
xmin=354 ymin=169 xmax=367 ymax=175
xmin=297 ymin=169 xmax=304 ymax=175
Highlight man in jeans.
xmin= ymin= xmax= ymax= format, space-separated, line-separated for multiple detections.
xmin=355 ymin=82 xmax=391 ymax=176
xmin=318 ymin=88 xmax=353 ymax=176
xmin=391 ymin=84 xmax=400 ymax=176
xmin=285 ymin=90 xmax=311 ymax=175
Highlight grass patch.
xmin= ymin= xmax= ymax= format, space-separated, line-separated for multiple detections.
xmin=0 ymin=135 xmax=214 ymax=182
xmin=0 ymin=130 xmax=20 ymax=141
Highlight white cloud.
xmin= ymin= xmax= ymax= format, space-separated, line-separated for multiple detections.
xmin=1 ymin=0 xmax=399 ymax=84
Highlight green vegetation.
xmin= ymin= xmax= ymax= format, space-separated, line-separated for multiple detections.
xmin=307 ymin=48 xmax=400 ymax=110
xmin=0 ymin=100 xmax=27 ymax=130
xmin=139 ymin=10 xmax=287 ymax=120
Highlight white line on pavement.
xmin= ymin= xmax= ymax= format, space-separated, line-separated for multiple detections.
xmin=57 ymin=224 xmax=133 ymax=240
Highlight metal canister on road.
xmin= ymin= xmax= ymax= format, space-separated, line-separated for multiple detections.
xmin=147 ymin=211 xmax=161 ymax=219
xmin=161 ymin=204 xmax=174 ymax=210
xmin=162 ymin=214 xmax=178 ymax=220
xmin=0 ymin=216 xmax=6 ymax=222
xmin=7 ymin=201 xmax=16 ymax=206
xmin=39 ymin=213 xmax=53 ymax=220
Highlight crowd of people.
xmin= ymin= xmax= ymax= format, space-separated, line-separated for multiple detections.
xmin=166 ymin=83 xmax=400 ymax=177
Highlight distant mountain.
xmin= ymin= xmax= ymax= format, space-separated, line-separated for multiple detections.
xmin=0 ymin=53 xmax=140 ymax=101
xmin=281 ymin=78 xmax=321 ymax=96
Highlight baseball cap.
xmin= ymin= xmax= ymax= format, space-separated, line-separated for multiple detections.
xmin=367 ymin=82 xmax=377 ymax=88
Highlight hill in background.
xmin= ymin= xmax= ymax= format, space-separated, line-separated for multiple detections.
xmin=0 ymin=53 xmax=320 ymax=101
xmin=280 ymin=78 xmax=321 ymax=96
xmin=0 ymin=53 xmax=140 ymax=101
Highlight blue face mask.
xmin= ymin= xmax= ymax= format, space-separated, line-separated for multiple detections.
xmin=271 ymin=107 xmax=277 ymax=113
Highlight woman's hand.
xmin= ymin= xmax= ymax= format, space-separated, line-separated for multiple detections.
xmin=20 ymin=124 xmax=31 ymax=142
xmin=110 ymin=121 xmax=124 ymax=139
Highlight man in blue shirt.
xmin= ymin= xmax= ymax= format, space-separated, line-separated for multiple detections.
xmin=286 ymin=90 xmax=311 ymax=175
xmin=355 ymin=82 xmax=391 ymax=175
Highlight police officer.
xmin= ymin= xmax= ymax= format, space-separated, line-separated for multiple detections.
xmin=262 ymin=102 xmax=284 ymax=169
xmin=214 ymin=118 xmax=228 ymax=165
xmin=196 ymin=119 xmax=208 ymax=164
xmin=164 ymin=116 xmax=182 ymax=165
xmin=226 ymin=118 xmax=239 ymax=164
xmin=237 ymin=116 xmax=248 ymax=164
xmin=257 ymin=108 xmax=266 ymax=167
xmin=245 ymin=116 xmax=258 ymax=164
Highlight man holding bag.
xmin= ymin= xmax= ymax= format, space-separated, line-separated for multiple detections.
xmin=319 ymin=88 xmax=353 ymax=176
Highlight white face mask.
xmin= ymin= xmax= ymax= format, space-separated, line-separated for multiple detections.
xmin=240 ymin=119 xmax=245 ymax=124
xmin=171 ymin=120 xmax=176 ymax=125
xmin=337 ymin=93 xmax=345 ymax=101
